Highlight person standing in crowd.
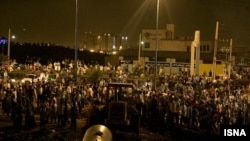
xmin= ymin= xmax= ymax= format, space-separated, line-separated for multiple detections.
xmin=209 ymin=70 xmax=212 ymax=77
xmin=50 ymin=95 xmax=58 ymax=123
xmin=24 ymin=101 xmax=35 ymax=130
xmin=12 ymin=101 xmax=23 ymax=132
xmin=2 ymin=91 xmax=11 ymax=116
xmin=39 ymin=102 xmax=47 ymax=132
xmin=63 ymin=98 xmax=69 ymax=127
xmin=70 ymin=102 xmax=77 ymax=131
xmin=149 ymin=94 xmax=158 ymax=132
xmin=57 ymin=98 xmax=64 ymax=129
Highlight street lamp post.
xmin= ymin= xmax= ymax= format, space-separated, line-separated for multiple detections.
xmin=7 ymin=28 xmax=11 ymax=63
xmin=138 ymin=33 xmax=142 ymax=62
xmin=74 ymin=0 xmax=78 ymax=71
xmin=154 ymin=0 xmax=160 ymax=91
xmin=228 ymin=39 xmax=232 ymax=80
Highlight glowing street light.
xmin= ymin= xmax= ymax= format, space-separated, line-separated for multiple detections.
xmin=11 ymin=35 xmax=16 ymax=39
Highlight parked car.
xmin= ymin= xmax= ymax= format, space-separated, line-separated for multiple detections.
xmin=21 ymin=74 xmax=38 ymax=83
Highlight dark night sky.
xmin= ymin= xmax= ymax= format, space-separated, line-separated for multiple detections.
xmin=1 ymin=0 xmax=250 ymax=48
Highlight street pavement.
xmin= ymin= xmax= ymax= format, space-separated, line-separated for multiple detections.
xmin=0 ymin=116 xmax=173 ymax=141
xmin=0 ymin=104 xmax=176 ymax=141
xmin=0 ymin=102 xmax=222 ymax=141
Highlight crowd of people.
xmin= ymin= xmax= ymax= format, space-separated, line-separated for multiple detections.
xmin=140 ymin=75 xmax=250 ymax=135
xmin=0 ymin=59 xmax=130 ymax=133
xmin=0 ymin=59 xmax=249 ymax=138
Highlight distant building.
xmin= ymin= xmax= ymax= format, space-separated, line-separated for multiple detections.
xmin=117 ymin=24 xmax=226 ymax=75
xmin=79 ymin=32 xmax=129 ymax=53
xmin=0 ymin=36 xmax=8 ymax=45
xmin=139 ymin=24 xmax=213 ymax=63
xmin=0 ymin=36 xmax=8 ymax=56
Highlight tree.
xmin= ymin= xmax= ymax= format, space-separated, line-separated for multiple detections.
xmin=85 ymin=68 xmax=107 ymax=84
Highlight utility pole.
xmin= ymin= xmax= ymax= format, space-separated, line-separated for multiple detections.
xmin=7 ymin=28 xmax=11 ymax=63
xmin=212 ymin=21 xmax=219 ymax=81
xmin=138 ymin=33 xmax=141 ymax=62
xmin=190 ymin=41 xmax=195 ymax=76
xmin=154 ymin=0 xmax=160 ymax=91
xmin=228 ymin=39 xmax=232 ymax=80
xmin=74 ymin=0 xmax=78 ymax=71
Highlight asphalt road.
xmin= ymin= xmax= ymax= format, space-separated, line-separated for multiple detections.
xmin=0 ymin=103 xmax=176 ymax=141
xmin=0 ymin=116 xmax=174 ymax=141
xmin=0 ymin=101 xmax=226 ymax=141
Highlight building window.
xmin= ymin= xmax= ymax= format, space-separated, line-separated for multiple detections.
xmin=187 ymin=46 xmax=190 ymax=52
xmin=206 ymin=45 xmax=210 ymax=51
xmin=144 ymin=42 xmax=150 ymax=48
xmin=200 ymin=45 xmax=206 ymax=52
xmin=158 ymin=57 xmax=166 ymax=62
xmin=200 ymin=45 xmax=210 ymax=52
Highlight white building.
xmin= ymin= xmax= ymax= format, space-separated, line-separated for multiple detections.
xmin=119 ymin=24 xmax=218 ymax=75
xmin=141 ymin=24 xmax=212 ymax=54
